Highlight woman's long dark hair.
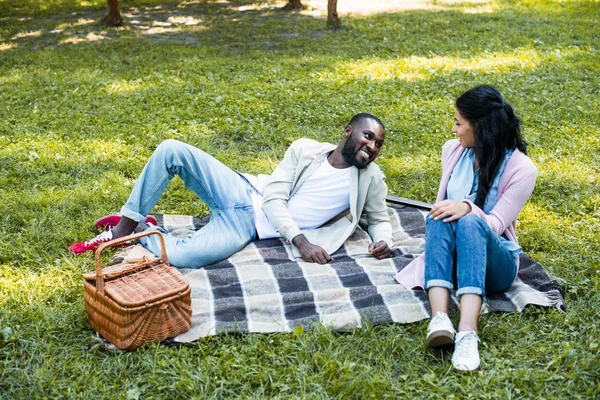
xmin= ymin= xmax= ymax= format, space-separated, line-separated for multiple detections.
xmin=456 ymin=85 xmax=527 ymax=209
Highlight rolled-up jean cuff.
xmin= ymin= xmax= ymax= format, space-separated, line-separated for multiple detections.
xmin=120 ymin=207 xmax=146 ymax=223
xmin=426 ymin=279 xmax=453 ymax=291
xmin=456 ymin=286 xmax=483 ymax=298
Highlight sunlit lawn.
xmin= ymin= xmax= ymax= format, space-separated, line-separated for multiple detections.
xmin=1 ymin=0 xmax=599 ymax=398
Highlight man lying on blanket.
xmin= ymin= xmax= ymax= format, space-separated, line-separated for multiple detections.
xmin=69 ymin=113 xmax=393 ymax=268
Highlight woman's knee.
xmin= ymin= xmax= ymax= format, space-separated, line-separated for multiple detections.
xmin=425 ymin=214 xmax=454 ymax=237
xmin=455 ymin=213 xmax=485 ymax=233
xmin=426 ymin=214 xmax=446 ymax=229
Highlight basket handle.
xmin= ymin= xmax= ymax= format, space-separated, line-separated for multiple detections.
xmin=93 ymin=230 xmax=168 ymax=294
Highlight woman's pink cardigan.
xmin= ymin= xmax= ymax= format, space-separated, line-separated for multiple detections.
xmin=393 ymin=139 xmax=538 ymax=289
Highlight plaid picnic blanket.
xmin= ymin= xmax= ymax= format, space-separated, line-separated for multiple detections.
xmin=114 ymin=203 xmax=565 ymax=342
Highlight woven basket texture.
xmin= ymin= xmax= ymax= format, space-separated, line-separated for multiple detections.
xmin=83 ymin=231 xmax=192 ymax=350
xmin=84 ymin=282 xmax=191 ymax=350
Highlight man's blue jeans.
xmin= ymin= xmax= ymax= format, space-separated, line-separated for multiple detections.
xmin=424 ymin=214 xmax=517 ymax=298
xmin=120 ymin=139 xmax=257 ymax=268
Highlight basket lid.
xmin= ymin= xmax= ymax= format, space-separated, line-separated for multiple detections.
xmin=83 ymin=259 xmax=158 ymax=281
xmin=98 ymin=263 xmax=189 ymax=307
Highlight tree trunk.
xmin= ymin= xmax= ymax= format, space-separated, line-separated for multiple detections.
xmin=101 ymin=0 xmax=123 ymax=27
xmin=327 ymin=0 xmax=341 ymax=29
xmin=282 ymin=0 xmax=303 ymax=11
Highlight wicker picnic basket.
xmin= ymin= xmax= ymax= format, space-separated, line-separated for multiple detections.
xmin=83 ymin=230 xmax=192 ymax=350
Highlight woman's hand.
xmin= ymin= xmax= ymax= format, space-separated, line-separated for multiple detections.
xmin=430 ymin=200 xmax=471 ymax=222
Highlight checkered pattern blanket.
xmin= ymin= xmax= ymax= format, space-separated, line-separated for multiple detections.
xmin=114 ymin=203 xmax=565 ymax=342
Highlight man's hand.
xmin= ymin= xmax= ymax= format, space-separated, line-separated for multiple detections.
xmin=292 ymin=234 xmax=332 ymax=264
xmin=368 ymin=240 xmax=391 ymax=259
xmin=430 ymin=200 xmax=471 ymax=222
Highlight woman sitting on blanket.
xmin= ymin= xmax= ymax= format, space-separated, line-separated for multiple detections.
xmin=394 ymin=85 xmax=538 ymax=371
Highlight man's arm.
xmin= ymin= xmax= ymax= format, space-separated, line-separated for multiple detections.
xmin=262 ymin=139 xmax=334 ymax=264
xmin=364 ymin=172 xmax=393 ymax=259
xmin=261 ymin=140 xmax=303 ymax=242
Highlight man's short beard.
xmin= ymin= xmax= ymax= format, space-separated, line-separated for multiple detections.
xmin=341 ymin=137 xmax=370 ymax=169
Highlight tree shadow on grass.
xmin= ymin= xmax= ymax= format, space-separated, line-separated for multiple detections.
xmin=0 ymin=0 xmax=597 ymax=56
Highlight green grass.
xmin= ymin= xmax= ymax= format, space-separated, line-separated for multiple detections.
xmin=1 ymin=0 xmax=599 ymax=398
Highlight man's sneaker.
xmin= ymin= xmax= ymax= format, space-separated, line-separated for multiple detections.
xmin=94 ymin=215 xmax=157 ymax=231
xmin=451 ymin=331 xmax=481 ymax=371
xmin=426 ymin=311 xmax=456 ymax=348
xmin=69 ymin=230 xmax=116 ymax=254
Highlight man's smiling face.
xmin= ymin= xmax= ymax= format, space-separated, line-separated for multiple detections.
xmin=341 ymin=118 xmax=385 ymax=169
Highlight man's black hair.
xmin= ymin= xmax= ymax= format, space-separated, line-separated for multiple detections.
xmin=347 ymin=113 xmax=385 ymax=130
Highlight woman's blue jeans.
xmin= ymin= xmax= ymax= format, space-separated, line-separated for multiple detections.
xmin=120 ymin=139 xmax=257 ymax=268
xmin=424 ymin=214 xmax=517 ymax=298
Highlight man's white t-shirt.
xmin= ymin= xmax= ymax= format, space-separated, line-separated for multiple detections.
xmin=252 ymin=157 xmax=351 ymax=239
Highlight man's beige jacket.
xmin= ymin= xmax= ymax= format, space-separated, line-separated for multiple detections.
xmin=244 ymin=138 xmax=392 ymax=258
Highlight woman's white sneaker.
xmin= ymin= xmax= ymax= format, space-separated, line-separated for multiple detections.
xmin=451 ymin=331 xmax=480 ymax=371
xmin=426 ymin=311 xmax=456 ymax=348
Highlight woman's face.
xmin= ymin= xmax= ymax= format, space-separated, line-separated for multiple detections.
xmin=452 ymin=108 xmax=476 ymax=148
